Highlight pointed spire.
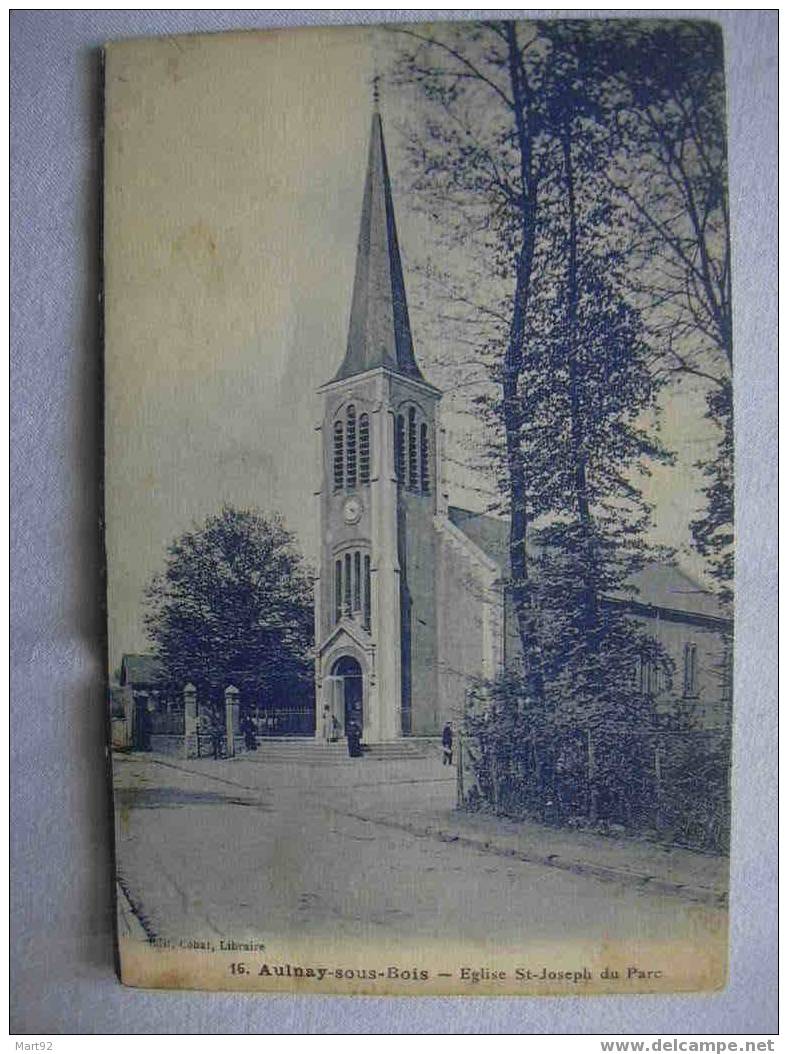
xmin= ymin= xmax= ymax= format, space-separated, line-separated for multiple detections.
xmin=332 ymin=108 xmax=425 ymax=384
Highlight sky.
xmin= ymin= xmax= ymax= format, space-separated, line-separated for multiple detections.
xmin=104 ymin=23 xmax=719 ymax=670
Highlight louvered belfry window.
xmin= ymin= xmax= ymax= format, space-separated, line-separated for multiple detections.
xmin=359 ymin=414 xmax=370 ymax=484
xmin=394 ymin=405 xmax=431 ymax=494
xmin=333 ymin=421 xmax=344 ymax=490
xmin=334 ymin=404 xmax=371 ymax=492
xmin=420 ymin=422 xmax=430 ymax=493
xmin=395 ymin=414 xmax=405 ymax=482
xmin=346 ymin=405 xmax=357 ymax=489
xmin=408 ymin=407 xmax=418 ymax=489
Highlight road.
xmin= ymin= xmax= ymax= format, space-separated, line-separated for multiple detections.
xmin=113 ymin=749 xmax=725 ymax=962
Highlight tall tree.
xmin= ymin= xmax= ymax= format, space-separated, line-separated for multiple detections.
xmin=395 ymin=19 xmax=672 ymax=666
xmin=393 ymin=20 xmax=556 ymax=694
xmin=394 ymin=17 xmax=723 ymax=824
xmin=521 ymin=23 xmax=673 ymax=816
xmin=606 ymin=20 xmax=731 ymax=371
xmin=602 ymin=20 xmax=732 ymax=599
xmin=144 ymin=506 xmax=314 ymax=707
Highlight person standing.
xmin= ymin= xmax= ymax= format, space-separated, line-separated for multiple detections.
xmin=242 ymin=710 xmax=257 ymax=751
xmin=442 ymin=722 xmax=454 ymax=766
xmin=210 ymin=708 xmax=223 ymax=760
xmin=320 ymin=704 xmax=332 ymax=744
xmin=346 ymin=719 xmax=363 ymax=758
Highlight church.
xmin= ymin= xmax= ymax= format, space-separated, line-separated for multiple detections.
xmin=314 ymin=107 xmax=509 ymax=743
xmin=314 ymin=107 xmax=732 ymax=745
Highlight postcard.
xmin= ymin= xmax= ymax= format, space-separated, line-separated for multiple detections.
xmin=104 ymin=18 xmax=732 ymax=994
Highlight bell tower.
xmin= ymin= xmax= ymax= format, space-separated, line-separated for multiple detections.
xmin=314 ymin=103 xmax=441 ymax=743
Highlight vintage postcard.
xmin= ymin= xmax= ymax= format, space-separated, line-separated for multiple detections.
xmin=104 ymin=18 xmax=733 ymax=994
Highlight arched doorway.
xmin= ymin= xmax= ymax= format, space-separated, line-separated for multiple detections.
xmin=331 ymin=656 xmax=363 ymax=735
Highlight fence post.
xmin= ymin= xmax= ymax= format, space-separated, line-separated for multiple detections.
xmin=225 ymin=685 xmax=240 ymax=758
xmin=183 ymin=682 xmax=198 ymax=759
xmin=654 ymin=741 xmax=664 ymax=833
xmin=587 ymin=727 xmax=598 ymax=823
xmin=456 ymin=734 xmax=464 ymax=809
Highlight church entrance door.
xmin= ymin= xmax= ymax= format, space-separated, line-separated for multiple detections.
xmin=331 ymin=656 xmax=363 ymax=735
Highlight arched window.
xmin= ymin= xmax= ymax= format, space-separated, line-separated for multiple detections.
xmin=334 ymin=549 xmax=371 ymax=627
xmin=395 ymin=414 xmax=405 ymax=482
xmin=683 ymin=642 xmax=698 ymax=697
xmin=353 ymin=551 xmax=361 ymax=612
xmin=333 ymin=421 xmax=344 ymax=490
xmin=359 ymin=414 xmax=370 ymax=484
xmin=346 ymin=405 xmax=357 ymax=489
xmin=420 ymin=422 xmax=430 ymax=493
xmin=363 ymin=555 xmax=371 ymax=629
xmin=334 ymin=559 xmax=342 ymax=623
xmin=344 ymin=553 xmax=352 ymax=617
xmin=408 ymin=407 xmax=418 ymax=489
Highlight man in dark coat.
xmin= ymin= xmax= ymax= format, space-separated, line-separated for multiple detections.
xmin=241 ymin=711 xmax=257 ymax=751
xmin=210 ymin=708 xmax=224 ymax=760
xmin=442 ymin=722 xmax=453 ymax=765
xmin=346 ymin=719 xmax=363 ymax=758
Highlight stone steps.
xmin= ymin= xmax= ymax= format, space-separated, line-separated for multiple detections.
xmin=244 ymin=737 xmax=442 ymax=764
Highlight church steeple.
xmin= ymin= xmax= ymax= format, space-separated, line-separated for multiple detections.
xmin=332 ymin=107 xmax=424 ymax=384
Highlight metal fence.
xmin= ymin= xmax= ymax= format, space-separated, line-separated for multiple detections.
xmin=253 ymin=707 xmax=314 ymax=737
xmin=459 ymin=725 xmax=730 ymax=853
xmin=130 ymin=697 xmax=316 ymax=746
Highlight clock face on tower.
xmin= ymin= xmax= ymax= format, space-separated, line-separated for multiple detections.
xmin=342 ymin=496 xmax=363 ymax=525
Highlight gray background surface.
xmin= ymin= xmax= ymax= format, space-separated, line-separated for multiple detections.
xmin=10 ymin=9 xmax=777 ymax=1036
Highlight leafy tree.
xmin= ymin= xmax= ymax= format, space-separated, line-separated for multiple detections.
xmin=601 ymin=20 xmax=733 ymax=599
xmin=396 ymin=21 xmax=683 ymax=823
xmin=143 ymin=506 xmax=314 ymax=709
xmin=395 ymin=18 xmax=732 ymax=610
xmin=604 ymin=20 xmax=731 ymax=373
xmin=393 ymin=20 xmax=556 ymax=693
xmin=517 ymin=23 xmax=673 ymax=818
xmin=396 ymin=18 xmax=672 ymax=663
xmin=690 ymin=378 xmax=733 ymax=604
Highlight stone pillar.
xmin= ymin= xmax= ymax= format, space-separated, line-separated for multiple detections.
xmin=183 ymin=682 xmax=198 ymax=759
xmin=224 ymin=685 xmax=240 ymax=758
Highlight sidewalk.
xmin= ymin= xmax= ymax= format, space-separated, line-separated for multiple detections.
xmin=333 ymin=785 xmax=729 ymax=907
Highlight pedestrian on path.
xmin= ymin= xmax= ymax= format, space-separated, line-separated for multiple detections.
xmin=242 ymin=711 xmax=257 ymax=752
xmin=208 ymin=708 xmax=223 ymax=760
xmin=320 ymin=704 xmax=332 ymax=745
xmin=346 ymin=720 xmax=363 ymax=758
xmin=442 ymin=722 xmax=453 ymax=766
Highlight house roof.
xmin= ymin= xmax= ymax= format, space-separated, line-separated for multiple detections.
xmin=616 ymin=562 xmax=727 ymax=621
xmin=330 ymin=111 xmax=425 ymax=385
xmin=120 ymin=653 xmax=164 ymax=687
xmin=447 ymin=506 xmax=727 ymax=622
xmin=447 ymin=506 xmax=517 ymax=568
